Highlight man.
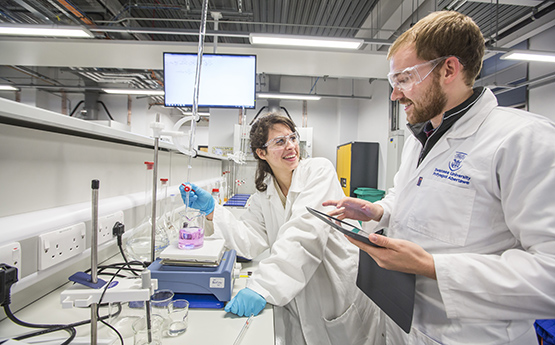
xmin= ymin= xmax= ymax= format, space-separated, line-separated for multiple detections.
xmin=324 ymin=10 xmax=555 ymax=345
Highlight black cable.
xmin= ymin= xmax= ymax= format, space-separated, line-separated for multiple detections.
xmin=97 ymin=101 xmax=115 ymax=120
xmin=68 ymin=100 xmax=84 ymax=117
xmin=114 ymin=224 xmax=147 ymax=276
xmin=4 ymin=302 xmax=121 ymax=343
xmin=84 ymin=261 xmax=145 ymax=277
xmin=11 ymin=324 xmax=76 ymax=343
xmin=249 ymin=106 xmax=267 ymax=125
xmin=96 ymin=264 xmax=127 ymax=345
xmin=3 ymin=305 xmax=76 ymax=345
xmin=280 ymin=106 xmax=293 ymax=121
xmin=119 ymin=243 xmax=141 ymax=276
xmin=2 ymin=257 xmax=146 ymax=344
xmin=3 ymin=270 xmax=125 ymax=344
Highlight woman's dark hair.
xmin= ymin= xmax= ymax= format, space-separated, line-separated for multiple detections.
xmin=250 ymin=113 xmax=297 ymax=192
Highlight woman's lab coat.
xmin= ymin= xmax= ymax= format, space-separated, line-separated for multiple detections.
xmin=212 ymin=157 xmax=383 ymax=345
xmin=375 ymin=88 xmax=555 ymax=344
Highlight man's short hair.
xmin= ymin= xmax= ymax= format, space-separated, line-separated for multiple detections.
xmin=388 ymin=11 xmax=485 ymax=86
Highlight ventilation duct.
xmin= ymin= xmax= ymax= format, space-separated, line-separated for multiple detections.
xmin=267 ymin=74 xmax=281 ymax=114
xmin=83 ymin=90 xmax=100 ymax=120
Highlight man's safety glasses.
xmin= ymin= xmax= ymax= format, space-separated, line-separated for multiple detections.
xmin=263 ymin=132 xmax=299 ymax=150
xmin=387 ymin=56 xmax=451 ymax=92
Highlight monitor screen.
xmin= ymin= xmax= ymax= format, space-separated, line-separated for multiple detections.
xmin=163 ymin=53 xmax=256 ymax=109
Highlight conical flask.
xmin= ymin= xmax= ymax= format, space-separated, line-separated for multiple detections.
xmin=124 ymin=161 xmax=170 ymax=262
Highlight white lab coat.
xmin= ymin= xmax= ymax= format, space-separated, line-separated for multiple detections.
xmin=212 ymin=157 xmax=383 ymax=345
xmin=375 ymin=88 xmax=555 ymax=344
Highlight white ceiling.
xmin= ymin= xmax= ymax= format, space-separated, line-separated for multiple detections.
xmin=0 ymin=0 xmax=554 ymax=93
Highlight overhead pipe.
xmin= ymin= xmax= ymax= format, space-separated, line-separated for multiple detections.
xmin=88 ymin=26 xmax=395 ymax=45
xmin=54 ymin=0 xmax=94 ymax=25
xmin=9 ymin=66 xmax=62 ymax=86
xmin=211 ymin=11 xmax=222 ymax=53
xmin=486 ymin=2 xmax=555 ymax=45
xmin=13 ymin=0 xmax=55 ymax=24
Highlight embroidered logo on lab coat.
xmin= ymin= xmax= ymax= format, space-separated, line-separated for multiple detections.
xmin=431 ymin=151 xmax=472 ymax=186
xmin=449 ymin=151 xmax=467 ymax=172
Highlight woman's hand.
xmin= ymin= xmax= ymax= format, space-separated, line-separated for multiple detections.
xmin=179 ymin=183 xmax=215 ymax=218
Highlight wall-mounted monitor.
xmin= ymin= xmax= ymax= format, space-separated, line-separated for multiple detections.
xmin=164 ymin=53 xmax=256 ymax=109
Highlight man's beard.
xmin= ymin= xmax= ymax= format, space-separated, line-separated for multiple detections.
xmin=402 ymin=75 xmax=447 ymax=125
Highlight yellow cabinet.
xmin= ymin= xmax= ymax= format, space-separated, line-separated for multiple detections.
xmin=336 ymin=142 xmax=379 ymax=197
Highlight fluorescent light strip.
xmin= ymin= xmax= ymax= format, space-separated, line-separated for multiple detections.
xmin=180 ymin=112 xmax=211 ymax=116
xmin=257 ymin=93 xmax=321 ymax=101
xmin=0 ymin=85 xmax=18 ymax=91
xmin=0 ymin=25 xmax=93 ymax=38
xmin=249 ymin=33 xmax=363 ymax=50
xmin=103 ymin=89 xmax=165 ymax=95
xmin=500 ymin=50 xmax=555 ymax=63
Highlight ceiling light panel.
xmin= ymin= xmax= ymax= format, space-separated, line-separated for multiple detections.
xmin=0 ymin=24 xmax=93 ymax=38
xmin=249 ymin=33 xmax=363 ymax=50
xmin=257 ymin=93 xmax=321 ymax=100
xmin=0 ymin=85 xmax=18 ymax=91
xmin=500 ymin=50 xmax=555 ymax=63
xmin=102 ymin=89 xmax=164 ymax=95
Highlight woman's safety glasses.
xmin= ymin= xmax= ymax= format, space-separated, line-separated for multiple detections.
xmin=263 ymin=132 xmax=299 ymax=150
xmin=387 ymin=56 xmax=451 ymax=92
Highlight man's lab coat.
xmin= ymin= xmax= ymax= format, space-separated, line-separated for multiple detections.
xmin=212 ymin=157 xmax=383 ymax=345
xmin=375 ymin=88 xmax=555 ymax=344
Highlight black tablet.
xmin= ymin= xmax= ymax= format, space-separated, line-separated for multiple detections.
xmin=306 ymin=207 xmax=383 ymax=248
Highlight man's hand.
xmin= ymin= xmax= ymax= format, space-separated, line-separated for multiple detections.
xmin=347 ymin=233 xmax=437 ymax=280
xmin=323 ymin=197 xmax=383 ymax=222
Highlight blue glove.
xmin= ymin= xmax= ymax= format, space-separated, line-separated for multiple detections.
xmin=179 ymin=183 xmax=215 ymax=215
xmin=224 ymin=288 xmax=266 ymax=317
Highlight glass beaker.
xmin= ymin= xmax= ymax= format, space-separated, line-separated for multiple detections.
xmin=178 ymin=211 xmax=205 ymax=250
xmin=166 ymin=299 xmax=189 ymax=337
xmin=132 ymin=314 xmax=164 ymax=345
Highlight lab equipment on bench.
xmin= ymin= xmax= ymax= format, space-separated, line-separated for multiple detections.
xmin=125 ymin=161 xmax=170 ymax=262
xmin=148 ymin=238 xmax=236 ymax=308
xmin=233 ymin=314 xmax=254 ymax=345
xmin=223 ymin=194 xmax=251 ymax=207
xmin=179 ymin=226 xmax=205 ymax=250
xmin=61 ymin=181 xmax=158 ymax=345
xmin=178 ymin=209 xmax=205 ymax=250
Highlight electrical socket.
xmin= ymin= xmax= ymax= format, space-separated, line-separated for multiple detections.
xmin=38 ymin=223 xmax=86 ymax=271
xmin=0 ymin=242 xmax=21 ymax=279
xmin=98 ymin=210 xmax=124 ymax=245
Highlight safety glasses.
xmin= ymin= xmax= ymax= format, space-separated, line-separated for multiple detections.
xmin=263 ymin=132 xmax=299 ymax=150
xmin=387 ymin=56 xmax=451 ymax=92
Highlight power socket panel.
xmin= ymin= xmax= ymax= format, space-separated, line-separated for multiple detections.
xmin=0 ymin=242 xmax=21 ymax=279
xmin=38 ymin=223 xmax=86 ymax=271
xmin=98 ymin=211 xmax=124 ymax=245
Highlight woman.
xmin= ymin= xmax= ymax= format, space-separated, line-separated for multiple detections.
xmin=180 ymin=114 xmax=383 ymax=345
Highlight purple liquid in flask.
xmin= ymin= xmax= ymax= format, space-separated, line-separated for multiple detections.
xmin=178 ymin=226 xmax=204 ymax=249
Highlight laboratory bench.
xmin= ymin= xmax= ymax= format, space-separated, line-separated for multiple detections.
xmin=0 ymin=255 xmax=274 ymax=345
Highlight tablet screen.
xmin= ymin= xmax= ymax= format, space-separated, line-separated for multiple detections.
xmin=306 ymin=207 xmax=383 ymax=248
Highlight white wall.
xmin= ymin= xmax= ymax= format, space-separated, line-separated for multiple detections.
xmin=207 ymin=76 xmax=347 ymax=166
xmin=0 ymin=97 xmax=223 ymax=316
xmin=336 ymin=79 xmax=360 ymax=147
xmin=528 ymin=25 xmax=555 ymax=122
xmin=356 ymin=79 xmax=392 ymax=190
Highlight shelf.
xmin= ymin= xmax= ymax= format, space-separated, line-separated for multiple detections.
xmin=0 ymin=97 xmax=225 ymax=161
